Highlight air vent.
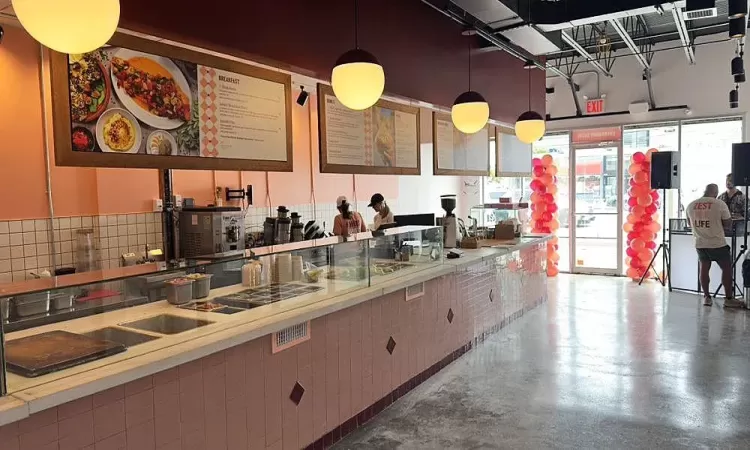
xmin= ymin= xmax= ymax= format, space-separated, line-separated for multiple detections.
xmin=684 ymin=8 xmax=717 ymax=20
xmin=272 ymin=321 xmax=310 ymax=353
xmin=405 ymin=282 xmax=425 ymax=301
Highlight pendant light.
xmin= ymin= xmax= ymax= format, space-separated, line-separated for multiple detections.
xmin=451 ymin=34 xmax=489 ymax=134
xmin=515 ymin=65 xmax=545 ymax=144
xmin=331 ymin=0 xmax=384 ymax=111
xmin=13 ymin=0 xmax=119 ymax=54
xmin=729 ymin=17 xmax=746 ymax=39
xmin=730 ymin=85 xmax=740 ymax=109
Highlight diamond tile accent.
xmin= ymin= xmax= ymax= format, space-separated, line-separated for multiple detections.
xmin=447 ymin=308 xmax=454 ymax=324
xmin=289 ymin=381 xmax=305 ymax=405
xmin=386 ymin=336 xmax=396 ymax=355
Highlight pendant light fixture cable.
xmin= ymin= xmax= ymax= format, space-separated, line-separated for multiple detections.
xmin=354 ymin=0 xmax=359 ymax=49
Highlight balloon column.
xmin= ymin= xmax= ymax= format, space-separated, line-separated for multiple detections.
xmin=530 ymin=155 xmax=560 ymax=277
xmin=624 ymin=148 xmax=662 ymax=281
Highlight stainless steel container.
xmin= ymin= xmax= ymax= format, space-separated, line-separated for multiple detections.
xmin=14 ymin=292 xmax=51 ymax=317
xmin=50 ymin=292 xmax=74 ymax=311
xmin=165 ymin=278 xmax=194 ymax=305
xmin=1 ymin=298 xmax=9 ymax=321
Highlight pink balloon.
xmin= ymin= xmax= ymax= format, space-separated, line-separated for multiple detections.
xmin=533 ymin=165 xmax=545 ymax=177
xmin=632 ymin=152 xmax=646 ymax=163
xmin=532 ymin=158 xmax=543 ymax=167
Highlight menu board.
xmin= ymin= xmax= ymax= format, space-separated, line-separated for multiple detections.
xmin=318 ymin=84 xmax=420 ymax=175
xmin=496 ymin=127 xmax=532 ymax=177
xmin=432 ymin=112 xmax=490 ymax=176
xmin=50 ymin=33 xmax=293 ymax=171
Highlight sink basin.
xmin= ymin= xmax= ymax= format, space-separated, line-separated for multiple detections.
xmin=84 ymin=327 xmax=159 ymax=347
xmin=119 ymin=314 xmax=213 ymax=335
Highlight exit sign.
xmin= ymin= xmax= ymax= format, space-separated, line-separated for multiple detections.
xmin=586 ymin=98 xmax=605 ymax=114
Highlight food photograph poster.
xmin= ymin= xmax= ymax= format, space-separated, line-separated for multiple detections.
xmin=433 ymin=113 xmax=490 ymax=176
xmin=318 ymin=85 xmax=420 ymax=175
xmin=53 ymin=35 xmax=293 ymax=171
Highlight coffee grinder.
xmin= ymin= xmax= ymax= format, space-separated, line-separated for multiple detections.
xmin=439 ymin=194 xmax=457 ymax=248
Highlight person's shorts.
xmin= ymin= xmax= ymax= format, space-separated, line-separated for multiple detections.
xmin=696 ymin=246 xmax=731 ymax=262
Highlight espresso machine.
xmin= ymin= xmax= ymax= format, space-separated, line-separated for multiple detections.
xmin=438 ymin=194 xmax=457 ymax=248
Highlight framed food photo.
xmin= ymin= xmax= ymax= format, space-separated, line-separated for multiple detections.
xmin=50 ymin=33 xmax=293 ymax=171
xmin=317 ymin=84 xmax=420 ymax=175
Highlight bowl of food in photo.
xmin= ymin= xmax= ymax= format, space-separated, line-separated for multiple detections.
xmin=95 ymin=108 xmax=142 ymax=154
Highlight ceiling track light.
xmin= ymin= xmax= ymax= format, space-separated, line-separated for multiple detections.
xmin=331 ymin=0 xmax=384 ymax=110
xmin=730 ymin=85 xmax=740 ymax=108
xmin=729 ymin=17 xmax=746 ymax=39
xmin=12 ymin=0 xmax=120 ymax=54
xmin=451 ymin=36 xmax=489 ymax=135
xmin=729 ymin=0 xmax=748 ymax=18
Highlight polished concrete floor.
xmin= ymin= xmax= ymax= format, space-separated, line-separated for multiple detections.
xmin=335 ymin=274 xmax=750 ymax=449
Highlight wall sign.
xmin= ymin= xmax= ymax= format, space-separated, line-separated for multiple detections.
xmin=496 ymin=126 xmax=532 ymax=177
xmin=51 ymin=33 xmax=293 ymax=171
xmin=432 ymin=112 xmax=490 ymax=176
xmin=318 ymin=84 xmax=420 ymax=175
xmin=585 ymin=98 xmax=605 ymax=115
xmin=571 ymin=127 xmax=622 ymax=145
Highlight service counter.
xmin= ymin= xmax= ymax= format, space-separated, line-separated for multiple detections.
xmin=0 ymin=227 xmax=551 ymax=450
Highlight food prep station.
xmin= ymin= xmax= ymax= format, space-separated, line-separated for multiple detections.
xmin=0 ymin=226 xmax=443 ymax=386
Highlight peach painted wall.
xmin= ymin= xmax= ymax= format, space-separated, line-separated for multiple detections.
xmin=0 ymin=27 xmax=400 ymax=220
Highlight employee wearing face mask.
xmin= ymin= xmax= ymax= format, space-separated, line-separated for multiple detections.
xmin=368 ymin=193 xmax=394 ymax=230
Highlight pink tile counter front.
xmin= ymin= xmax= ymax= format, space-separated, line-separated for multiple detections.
xmin=0 ymin=240 xmax=549 ymax=450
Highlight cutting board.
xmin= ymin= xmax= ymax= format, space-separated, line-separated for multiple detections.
xmin=5 ymin=330 xmax=126 ymax=378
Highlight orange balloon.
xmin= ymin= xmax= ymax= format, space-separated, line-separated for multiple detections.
xmin=625 ymin=256 xmax=632 ymax=267
xmin=547 ymin=165 xmax=558 ymax=176
xmin=639 ymin=249 xmax=654 ymax=262
xmin=623 ymin=223 xmax=634 ymax=232
xmin=547 ymin=265 xmax=559 ymax=277
xmin=646 ymin=148 xmax=659 ymax=162
xmin=628 ymin=164 xmax=641 ymax=176
xmin=532 ymin=211 xmax=543 ymax=220
xmin=626 ymin=267 xmax=640 ymax=280
xmin=549 ymin=218 xmax=560 ymax=231
xmin=647 ymin=222 xmax=661 ymax=232
xmin=637 ymin=195 xmax=653 ymax=207
xmin=634 ymin=171 xmax=648 ymax=184
xmin=550 ymin=252 xmax=560 ymax=263
xmin=541 ymin=174 xmax=554 ymax=185
xmin=542 ymin=154 xmax=554 ymax=166
xmin=549 ymin=236 xmax=559 ymax=245
xmin=534 ymin=202 xmax=548 ymax=213
xmin=631 ymin=239 xmax=646 ymax=250
xmin=632 ymin=206 xmax=646 ymax=217
xmin=546 ymin=184 xmax=558 ymax=195
xmin=627 ymin=214 xmax=638 ymax=224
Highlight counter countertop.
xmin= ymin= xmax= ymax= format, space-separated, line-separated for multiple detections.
xmin=0 ymin=235 xmax=550 ymax=424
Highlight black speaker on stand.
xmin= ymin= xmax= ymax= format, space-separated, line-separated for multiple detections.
xmin=640 ymin=152 xmax=680 ymax=288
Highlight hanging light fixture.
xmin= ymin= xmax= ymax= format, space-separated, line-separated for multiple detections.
xmin=729 ymin=0 xmax=747 ymax=19
xmin=451 ymin=34 xmax=489 ymax=134
xmin=331 ymin=0 xmax=384 ymax=110
xmin=732 ymin=56 xmax=745 ymax=75
xmin=515 ymin=64 xmax=545 ymax=144
xmin=729 ymin=17 xmax=746 ymax=39
xmin=12 ymin=0 xmax=119 ymax=54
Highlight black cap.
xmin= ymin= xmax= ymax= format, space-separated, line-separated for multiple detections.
xmin=368 ymin=193 xmax=385 ymax=207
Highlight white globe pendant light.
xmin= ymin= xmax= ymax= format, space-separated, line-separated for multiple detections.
xmin=515 ymin=65 xmax=545 ymax=144
xmin=452 ymin=91 xmax=489 ymax=134
xmin=13 ymin=0 xmax=120 ymax=54
xmin=451 ymin=35 xmax=489 ymax=134
xmin=331 ymin=0 xmax=384 ymax=110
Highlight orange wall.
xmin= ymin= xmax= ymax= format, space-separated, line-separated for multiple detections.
xmin=0 ymin=26 xmax=399 ymax=220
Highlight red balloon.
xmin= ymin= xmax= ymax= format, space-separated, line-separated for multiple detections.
xmin=627 ymin=231 xmax=638 ymax=241
xmin=628 ymin=197 xmax=638 ymax=207
xmin=633 ymin=222 xmax=644 ymax=232
xmin=626 ymin=247 xmax=637 ymax=258
xmin=629 ymin=179 xmax=637 ymax=187
xmin=543 ymin=193 xmax=554 ymax=203
xmin=634 ymin=171 xmax=648 ymax=184
xmin=542 ymin=212 xmax=553 ymax=222
xmin=645 ymin=205 xmax=657 ymax=215
xmin=650 ymin=190 xmax=660 ymax=200
xmin=632 ymin=152 xmax=646 ymax=163
xmin=646 ymin=241 xmax=657 ymax=250
xmin=533 ymin=165 xmax=545 ymax=177
xmin=532 ymin=157 xmax=543 ymax=167
xmin=547 ymin=203 xmax=558 ymax=213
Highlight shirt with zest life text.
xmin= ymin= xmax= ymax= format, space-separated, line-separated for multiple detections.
xmin=686 ymin=196 xmax=731 ymax=249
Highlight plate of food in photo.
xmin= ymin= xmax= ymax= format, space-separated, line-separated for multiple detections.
xmin=69 ymin=53 xmax=112 ymax=123
xmin=110 ymin=48 xmax=192 ymax=130
xmin=147 ymin=130 xmax=178 ymax=156
xmin=95 ymin=108 xmax=142 ymax=154
xmin=71 ymin=126 xmax=96 ymax=152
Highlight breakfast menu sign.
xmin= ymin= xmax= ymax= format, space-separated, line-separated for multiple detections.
xmin=51 ymin=33 xmax=293 ymax=171
xmin=318 ymin=84 xmax=420 ymax=175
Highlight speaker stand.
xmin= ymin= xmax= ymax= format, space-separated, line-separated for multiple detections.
xmin=639 ymin=189 xmax=671 ymax=289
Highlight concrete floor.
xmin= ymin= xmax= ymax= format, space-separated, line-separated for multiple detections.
xmin=334 ymin=274 xmax=750 ymax=449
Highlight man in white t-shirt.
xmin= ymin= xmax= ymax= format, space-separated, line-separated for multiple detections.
xmin=686 ymin=183 xmax=743 ymax=307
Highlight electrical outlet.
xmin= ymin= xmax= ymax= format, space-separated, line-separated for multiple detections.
xmin=153 ymin=199 xmax=163 ymax=212
xmin=174 ymin=195 xmax=183 ymax=207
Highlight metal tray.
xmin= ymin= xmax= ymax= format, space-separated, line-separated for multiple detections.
xmin=4 ymin=330 xmax=126 ymax=378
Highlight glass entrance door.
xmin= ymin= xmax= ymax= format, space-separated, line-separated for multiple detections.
xmin=571 ymin=145 xmax=623 ymax=274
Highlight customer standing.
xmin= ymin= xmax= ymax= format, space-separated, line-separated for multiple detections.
xmin=333 ymin=196 xmax=366 ymax=237
xmin=718 ymin=173 xmax=746 ymax=219
xmin=686 ymin=183 xmax=744 ymax=307
xmin=368 ymin=193 xmax=394 ymax=230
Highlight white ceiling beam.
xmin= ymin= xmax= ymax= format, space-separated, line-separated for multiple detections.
xmin=608 ymin=18 xmax=650 ymax=70
xmin=671 ymin=7 xmax=696 ymax=64
xmin=560 ymin=30 xmax=612 ymax=77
